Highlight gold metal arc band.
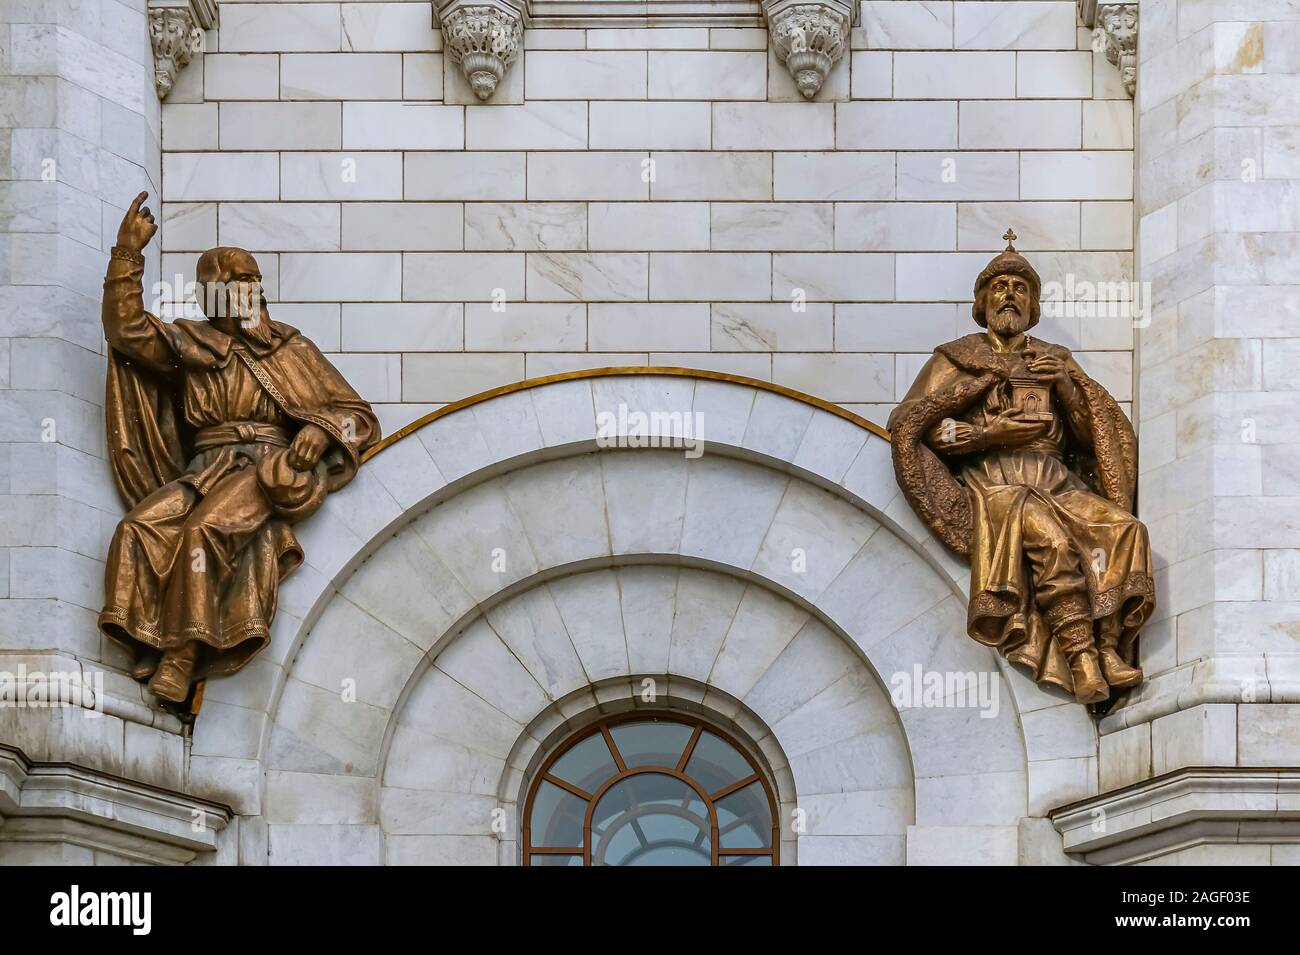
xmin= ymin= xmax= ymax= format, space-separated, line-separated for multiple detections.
xmin=362 ymin=365 xmax=893 ymax=463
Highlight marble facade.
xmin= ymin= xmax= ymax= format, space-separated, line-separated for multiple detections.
xmin=1 ymin=0 xmax=1298 ymax=865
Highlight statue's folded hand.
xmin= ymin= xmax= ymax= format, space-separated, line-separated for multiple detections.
xmin=927 ymin=418 xmax=980 ymax=453
xmin=1025 ymin=353 xmax=1066 ymax=380
xmin=287 ymin=423 xmax=332 ymax=471
xmin=980 ymin=410 xmax=1049 ymax=449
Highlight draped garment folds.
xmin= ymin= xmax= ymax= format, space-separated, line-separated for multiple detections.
xmin=888 ymin=333 xmax=1154 ymax=696
xmin=99 ymin=255 xmax=380 ymax=682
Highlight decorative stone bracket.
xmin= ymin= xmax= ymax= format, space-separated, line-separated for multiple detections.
xmin=762 ymin=0 xmax=853 ymax=100
xmin=434 ymin=0 xmax=527 ymax=101
xmin=1080 ymin=0 xmax=1137 ymax=97
xmin=148 ymin=0 xmax=216 ymax=100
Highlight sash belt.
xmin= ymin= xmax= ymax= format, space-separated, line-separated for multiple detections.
xmin=193 ymin=422 xmax=290 ymax=451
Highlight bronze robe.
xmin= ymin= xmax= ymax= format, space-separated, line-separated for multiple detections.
xmin=99 ymin=256 xmax=380 ymax=682
xmin=889 ymin=333 xmax=1154 ymax=696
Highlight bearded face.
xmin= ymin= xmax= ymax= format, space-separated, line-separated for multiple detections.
xmin=197 ymin=248 xmax=273 ymax=346
xmin=982 ymin=272 xmax=1035 ymax=337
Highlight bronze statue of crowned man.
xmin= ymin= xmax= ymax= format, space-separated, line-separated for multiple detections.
xmin=98 ymin=193 xmax=381 ymax=708
xmin=889 ymin=230 xmax=1155 ymax=710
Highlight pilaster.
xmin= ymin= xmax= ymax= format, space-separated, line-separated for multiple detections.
xmin=1083 ymin=0 xmax=1300 ymax=862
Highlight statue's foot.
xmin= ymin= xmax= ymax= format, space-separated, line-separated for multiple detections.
xmin=1069 ymin=649 xmax=1110 ymax=705
xmin=147 ymin=648 xmax=195 ymax=703
xmin=129 ymin=649 xmax=160 ymax=680
xmin=1100 ymin=648 xmax=1142 ymax=688
xmin=147 ymin=665 xmax=189 ymax=703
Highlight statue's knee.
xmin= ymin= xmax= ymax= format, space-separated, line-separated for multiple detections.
xmin=1021 ymin=499 xmax=1065 ymax=544
xmin=117 ymin=513 xmax=151 ymax=540
xmin=1047 ymin=536 xmax=1076 ymax=565
xmin=180 ymin=517 xmax=219 ymax=551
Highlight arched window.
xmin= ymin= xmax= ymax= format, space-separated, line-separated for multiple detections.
xmin=523 ymin=712 xmax=779 ymax=866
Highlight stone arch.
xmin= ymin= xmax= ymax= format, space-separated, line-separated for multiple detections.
xmin=193 ymin=371 xmax=1098 ymax=864
xmin=379 ymin=564 xmax=915 ymax=865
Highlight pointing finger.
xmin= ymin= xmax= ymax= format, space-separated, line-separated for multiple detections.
xmin=128 ymin=191 xmax=148 ymax=214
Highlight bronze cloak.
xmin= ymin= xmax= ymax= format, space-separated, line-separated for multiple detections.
xmin=888 ymin=333 xmax=1154 ymax=695
xmin=101 ymin=317 xmax=380 ymax=680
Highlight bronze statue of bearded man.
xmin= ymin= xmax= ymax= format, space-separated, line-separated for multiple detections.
xmin=98 ymin=193 xmax=380 ymax=707
xmin=889 ymin=232 xmax=1155 ymax=708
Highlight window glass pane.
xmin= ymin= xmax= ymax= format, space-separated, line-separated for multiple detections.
xmin=684 ymin=731 xmax=752 ymax=793
xmin=529 ymin=779 xmax=586 ymax=848
xmin=549 ymin=731 xmax=617 ymax=793
xmin=716 ymin=780 xmax=772 ymax=849
xmin=590 ymin=773 xmax=710 ymax=866
xmin=531 ymin=854 xmax=583 ymax=867
xmin=609 ymin=720 xmax=695 ymax=769
xmin=722 ymin=854 xmax=772 ymax=866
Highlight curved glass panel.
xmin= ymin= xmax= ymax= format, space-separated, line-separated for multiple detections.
xmin=549 ymin=731 xmax=618 ymax=793
xmin=590 ymin=773 xmax=711 ymax=866
xmin=716 ymin=780 xmax=772 ymax=849
xmin=528 ymin=779 xmax=586 ymax=848
xmin=683 ymin=731 xmax=753 ymax=793
xmin=609 ymin=720 xmax=694 ymax=769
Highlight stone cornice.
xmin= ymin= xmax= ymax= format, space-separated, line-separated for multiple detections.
xmin=1051 ymin=767 xmax=1300 ymax=865
xmin=509 ymin=0 xmax=765 ymax=28
xmin=148 ymin=0 xmax=216 ymax=100
xmin=1098 ymin=654 xmax=1300 ymax=734
xmin=0 ymin=745 xmax=233 ymax=864
xmin=1079 ymin=0 xmax=1137 ymax=97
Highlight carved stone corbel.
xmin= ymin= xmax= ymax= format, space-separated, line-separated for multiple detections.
xmin=1080 ymin=0 xmax=1137 ymax=97
xmin=434 ymin=0 xmax=527 ymax=102
xmin=762 ymin=0 xmax=852 ymax=100
xmin=148 ymin=0 xmax=216 ymax=100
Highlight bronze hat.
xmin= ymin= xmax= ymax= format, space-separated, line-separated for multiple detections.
xmin=972 ymin=229 xmax=1042 ymax=326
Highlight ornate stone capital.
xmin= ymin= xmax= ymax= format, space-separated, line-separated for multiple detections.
xmin=762 ymin=0 xmax=852 ymax=100
xmin=435 ymin=0 xmax=527 ymax=102
xmin=1080 ymin=0 xmax=1137 ymax=97
xmin=148 ymin=0 xmax=216 ymax=100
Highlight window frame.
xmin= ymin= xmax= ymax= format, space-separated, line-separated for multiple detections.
xmin=522 ymin=710 xmax=780 ymax=866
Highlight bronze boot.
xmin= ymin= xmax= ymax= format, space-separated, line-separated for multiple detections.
xmin=1056 ymin=619 xmax=1109 ymax=705
xmin=129 ymin=648 xmax=160 ymax=680
xmin=147 ymin=641 xmax=200 ymax=703
xmin=1097 ymin=617 xmax=1142 ymax=688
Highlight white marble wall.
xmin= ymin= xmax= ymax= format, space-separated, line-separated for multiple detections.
xmin=1 ymin=0 xmax=157 ymax=651
xmin=0 ymin=0 xmax=227 ymax=863
xmin=157 ymin=0 xmax=1137 ymax=438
